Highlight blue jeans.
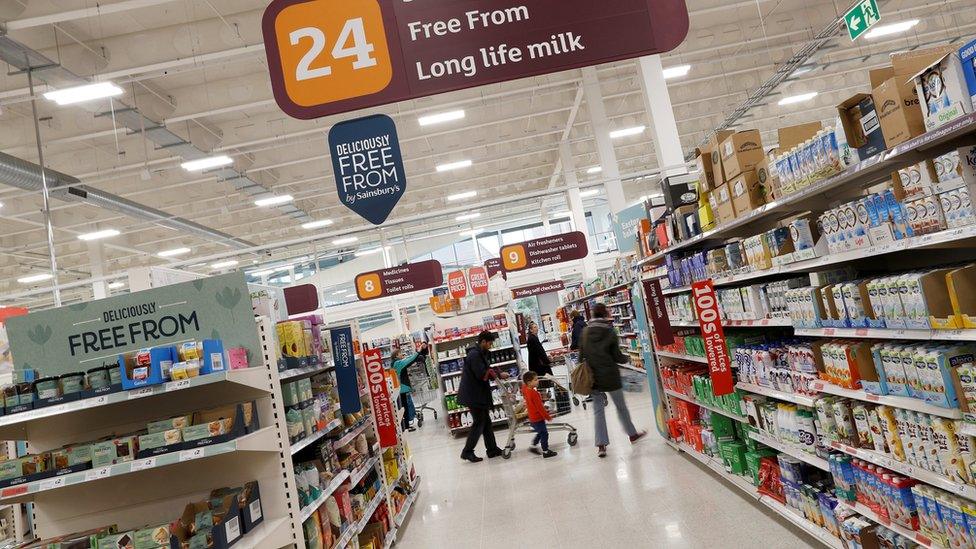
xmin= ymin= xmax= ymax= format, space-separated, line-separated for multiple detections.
xmin=530 ymin=421 xmax=549 ymax=451
xmin=592 ymin=389 xmax=637 ymax=447
xmin=400 ymin=393 xmax=416 ymax=429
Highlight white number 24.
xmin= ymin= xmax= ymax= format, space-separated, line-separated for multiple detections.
xmin=290 ymin=18 xmax=377 ymax=82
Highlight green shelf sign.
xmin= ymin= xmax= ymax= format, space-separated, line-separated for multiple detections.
xmin=845 ymin=0 xmax=881 ymax=41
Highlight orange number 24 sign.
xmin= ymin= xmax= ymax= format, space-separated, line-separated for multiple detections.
xmin=267 ymin=0 xmax=393 ymax=110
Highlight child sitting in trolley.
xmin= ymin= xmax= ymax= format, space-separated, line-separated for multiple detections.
xmin=521 ymin=371 xmax=557 ymax=458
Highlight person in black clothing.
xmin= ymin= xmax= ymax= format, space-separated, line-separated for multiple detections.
xmin=569 ymin=310 xmax=586 ymax=351
xmin=457 ymin=331 xmax=509 ymax=463
xmin=526 ymin=322 xmax=553 ymax=376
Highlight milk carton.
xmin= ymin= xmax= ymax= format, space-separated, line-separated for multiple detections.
xmin=895 ymin=408 xmax=920 ymax=466
xmin=877 ymin=406 xmax=906 ymax=462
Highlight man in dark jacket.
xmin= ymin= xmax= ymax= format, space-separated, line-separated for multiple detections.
xmin=569 ymin=310 xmax=586 ymax=351
xmin=526 ymin=322 xmax=553 ymax=376
xmin=579 ymin=303 xmax=646 ymax=458
xmin=457 ymin=331 xmax=506 ymax=462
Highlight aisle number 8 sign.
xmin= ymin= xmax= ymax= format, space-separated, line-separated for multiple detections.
xmin=271 ymin=0 xmax=392 ymax=108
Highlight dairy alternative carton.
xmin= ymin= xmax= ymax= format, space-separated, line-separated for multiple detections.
xmin=895 ymin=408 xmax=920 ymax=467
xmin=877 ymin=406 xmax=906 ymax=462
xmin=866 ymin=407 xmax=889 ymax=454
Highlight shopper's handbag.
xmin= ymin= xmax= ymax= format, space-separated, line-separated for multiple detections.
xmin=571 ymin=359 xmax=594 ymax=396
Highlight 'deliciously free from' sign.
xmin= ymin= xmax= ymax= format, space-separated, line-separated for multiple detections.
xmin=6 ymin=273 xmax=261 ymax=377
xmin=263 ymin=0 xmax=690 ymax=120
xmin=329 ymin=114 xmax=407 ymax=225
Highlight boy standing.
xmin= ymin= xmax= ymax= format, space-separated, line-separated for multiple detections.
xmin=521 ymin=371 xmax=557 ymax=458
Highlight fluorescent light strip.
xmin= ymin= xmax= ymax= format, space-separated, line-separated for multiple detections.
xmin=302 ymin=220 xmax=334 ymax=230
xmin=580 ymin=189 xmax=601 ymax=198
xmin=355 ymin=248 xmax=386 ymax=257
xmin=157 ymin=247 xmax=191 ymax=258
xmin=662 ymin=64 xmax=691 ymax=79
xmin=586 ymin=167 xmax=603 ymax=174
xmin=332 ymin=290 xmax=349 ymax=295
xmin=251 ymin=270 xmax=275 ymax=277
xmin=436 ymin=160 xmax=473 ymax=172
xmin=77 ymin=229 xmax=120 ymax=241
xmin=778 ymin=92 xmax=818 ymax=106
xmin=864 ymin=19 xmax=919 ymax=39
xmin=43 ymin=82 xmax=123 ymax=106
xmin=447 ymin=191 xmax=478 ymax=201
xmin=609 ymin=126 xmax=646 ymax=139
xmin=255 ymin=195 xmax=294 ymax=207
xmin=550 ymin=212 xmax=572 ymax=219
xmin=211 ymin=260 xmax=239 ymax=269
xmin=333 ymin=236 xmax=359 ymax=245
xmin=419 ymin=109 xmax=465 ymax=126
xmin=108 ymin=282 xmax=125 ymax=290
xmin=18 ymin=273 xmax=53 ymax=284
xmin=456 ymin=212 xmax=481 ymax=221
xmin=181 ymin=155 xmax=233 ymax=172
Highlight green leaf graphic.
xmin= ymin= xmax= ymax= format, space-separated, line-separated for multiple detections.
xmin=193 ymin=280 xmax=205 ymax=291
xmin=215 ymin=287 xmax=242 ymax=310
xmin=28 ymin=324 xmax=53 ymax=346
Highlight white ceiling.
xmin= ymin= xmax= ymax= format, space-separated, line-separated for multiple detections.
xmin=1 ymin=0 xmax=973 ymax=308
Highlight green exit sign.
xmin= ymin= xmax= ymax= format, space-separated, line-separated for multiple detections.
xmin=845 ymin=0 xmax=882 ymax=41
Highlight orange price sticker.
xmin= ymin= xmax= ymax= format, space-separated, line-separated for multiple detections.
xmin=271 ymin=0 xmax=393 ymax=108
xmin=356 ymin=273 xmax=383 ymax=300
xmin=501 ymin=245 xmax=528 ymax=271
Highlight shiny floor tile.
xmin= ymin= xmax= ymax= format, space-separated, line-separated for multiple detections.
xmin=396 ymin=388 xmax=818 ymax=548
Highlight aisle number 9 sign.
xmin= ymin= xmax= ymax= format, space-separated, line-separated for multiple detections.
xmin=269 ymin=0 xmax=393 ymax=108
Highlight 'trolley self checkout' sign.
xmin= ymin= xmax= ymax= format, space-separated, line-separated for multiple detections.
xmin=263 ymin=0 xmax=690 ymax=120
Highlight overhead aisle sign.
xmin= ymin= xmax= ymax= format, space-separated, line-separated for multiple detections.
xmin=355 ymin=260 xmax=444 ymax=301
xmin=511 ymin=281 xmax=565 ymax=299
xmin=263 ymin=0 xmax=690 ymax=119
xmin=500 ymin=231 xmax=588 ymax=273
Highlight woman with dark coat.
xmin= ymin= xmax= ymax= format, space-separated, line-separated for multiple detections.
xmin=569 ymin=310 xmax=586 ymax=351
xmin=579 ymin=303 xmax=646 ymax=458
xmin=526 ymin=321 xmax=553 ymax=376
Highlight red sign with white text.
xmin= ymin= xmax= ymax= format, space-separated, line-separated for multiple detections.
xmin=691 ymin=280 xmax=733 ymax=396
xmin=448 ymin=270 xmax=468 ymax=299
xmin=468 ymin=267 xmax=489 ymax=295
xmin=364 ymin=348 xmax=397 ymax=448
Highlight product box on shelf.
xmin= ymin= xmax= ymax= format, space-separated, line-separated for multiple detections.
xmin=872 ymin=76 xmax=927 ymax=147
xmin=755 ymin=157 xmax=780 ymax=201
xmin=729 ymin=170 xmax=765 ymax=216
xmin=720 ymin=130 xmax=765 ymax=182
xmin=837 ymin=93 xmax=887 ymax=161
xmin=912 ymin=48 xmax=975 ymax=131
xmin=703 ymin=130 xmax=735 ymax=187
xmin=961 ymin=39 xmax=976 ymax=108
xmin=713 ymin=182 xmax=737 ymax=224
xmin=171 ymin=493 xmax=245 ymax=549
xmin=778 ymin=122 xmax=823 ymax=152
xmin=948 ymin=264 xmax=976 ymax=328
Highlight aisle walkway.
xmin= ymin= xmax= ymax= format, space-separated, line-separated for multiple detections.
xmin=396 ymin=389 xmax=817 ymax=548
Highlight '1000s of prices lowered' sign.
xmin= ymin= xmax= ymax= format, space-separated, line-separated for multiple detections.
xmin=355 ymin=260 xmax=443 ymax=301
xmin=500 ymin=231 xmax=588 ymax=273
xmin=262 ymin=0 xmax=690 ymax=120
xmin=691 ymin=280 xmax=733 ymax=396
xmin=364 ymin=347 xmax=398 ymax=447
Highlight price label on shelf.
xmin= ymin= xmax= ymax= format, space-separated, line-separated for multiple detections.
xmin=39 ymin=476 xmax=66 ymax=491
xmin=130 ymin=458 xmax=156 ymax=471
xmin=85 ymin=395 xmax=109 ymax=408
xmin=128 ymin=387 xmax=154 ymax=400
xmin=824 ymin=328 xmax=836 ymax=336
xmin=812 ymin=381 xmax=825 ymax=391
xmin=85 ymin=466 xmax=111 ymax=482
xmin=180 ymin=448 xmax=205 ymax=462
xmin=866 ymin=394 xmax=880 ymax=402
xmin=166 ymin=379 xmax=192 ymax=392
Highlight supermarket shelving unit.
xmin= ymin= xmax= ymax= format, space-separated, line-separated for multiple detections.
xmin=430 ymin=306 xmax=522 ymax=435
xmin=638 ymin=112 xmax=976 ymax=547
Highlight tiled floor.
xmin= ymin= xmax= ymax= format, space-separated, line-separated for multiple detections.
xmin=395 ymin=389 xmax=818 ymax=548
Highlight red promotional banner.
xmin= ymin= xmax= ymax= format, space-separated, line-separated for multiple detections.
xmin=691 ymin=280 xmax=733 ymax=396
xmin=364 ymin=348 xmax=398 ymax=448
xmin=642 ymin=279 xmax=674 ymax=346
xmin=355 ymin=260 xmax=444 ymax=301
xmin=468 ymin=267 xmax=489 ymax=295
xmin=447 ymin=270 xmax=468 ymax=299
xmin=263 ymin=0 xmax=690 ymax=120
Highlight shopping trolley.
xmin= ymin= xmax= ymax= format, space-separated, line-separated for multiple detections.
xmin=497 ymin=375 xmax=578 ymax=459
xmin=406 ymin=355 xmax=438 ymax=428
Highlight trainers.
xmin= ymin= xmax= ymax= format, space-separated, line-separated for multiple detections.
xmin=597 ymin=445 xmax=607 ymax=458
xmin=461 ymin=453 xmax=483 ymax=463
xmin=542 ymin=450 xmax=557 ymax=458
xmin=629 ymin=431 xmax=648 ymax=444
xmin=529 ymin=446 xmax=541 ymax=456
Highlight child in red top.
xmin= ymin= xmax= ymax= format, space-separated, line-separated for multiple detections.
xmin=521 ymin=371 xmax=557 ymax=458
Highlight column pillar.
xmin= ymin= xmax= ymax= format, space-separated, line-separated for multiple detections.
xmin=582 ymin=67 xmax=627 ymax=214
xmin=636 ymin=55 xmax=688 ymax=180
xmin=88 ymin=242 xmax=108 ymax=299
xmin=560 ymin=141 xmax=598 ymax=280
